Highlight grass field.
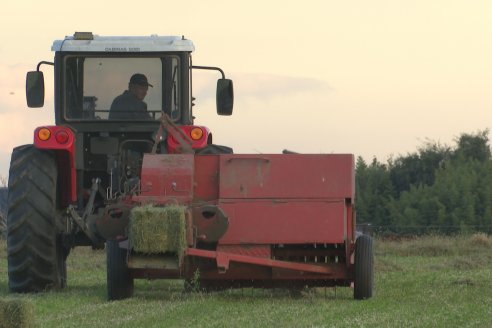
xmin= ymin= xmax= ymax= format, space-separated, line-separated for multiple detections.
xmin=0 ymin=234 xmax=491 ymax=328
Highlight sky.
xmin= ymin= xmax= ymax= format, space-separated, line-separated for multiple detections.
xmin=1 ymin=0 xmax=491 ymax=179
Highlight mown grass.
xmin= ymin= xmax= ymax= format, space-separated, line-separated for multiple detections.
xmin=0 ymin=234 xmax=491 ymax=327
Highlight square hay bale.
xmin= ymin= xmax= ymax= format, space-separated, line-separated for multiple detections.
xmin=0 ymin=298 xmax=35 ymax=328
xmin=129 ymin=205 xmax=187 ymax=256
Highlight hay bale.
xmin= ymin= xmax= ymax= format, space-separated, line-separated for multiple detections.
xmin=0 ymin=298 xmax=35 ymax=328
xmin=129 ymin=205 xmax=187 ymax=256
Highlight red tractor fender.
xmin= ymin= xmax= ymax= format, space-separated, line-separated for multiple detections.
xmin=33 ymin=126 xmax=77 ymax=206
xmin=166 ymin=125 xmax=211 ymax=153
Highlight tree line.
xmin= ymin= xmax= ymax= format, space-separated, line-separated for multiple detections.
xmin=356 ymin=130 xmax=492 ymax=234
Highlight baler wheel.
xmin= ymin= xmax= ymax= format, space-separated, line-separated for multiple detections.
xmin=7 ymin=145 xmax=67 ymax=292
xmin=107 ymin=240 xmax=134 ymax=300
xmin=354 ymin=234 xmax=374 ymax=300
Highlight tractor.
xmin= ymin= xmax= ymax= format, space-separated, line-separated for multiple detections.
xmin=7 ymin=32 xmax=374 ymax=300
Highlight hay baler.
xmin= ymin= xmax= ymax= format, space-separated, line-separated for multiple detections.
xmin=7 ymin=32 xmax=373 ymax=301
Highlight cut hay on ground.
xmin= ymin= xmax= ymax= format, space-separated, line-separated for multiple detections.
xmin=469 ymin=232 xmax=491 ymax=247
xmin=129 ymin=205 xmax=187 ymax=256
xmin=0 ymin=298 xmax=35 ymax=328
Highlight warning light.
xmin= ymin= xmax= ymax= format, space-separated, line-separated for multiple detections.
xmin=73 ymin=32 xmax=94 ymax=40
xmin=190 ymin=127 xmax=204 ymax=140
xmin=37 ymin=128 xmax=51 ymax=141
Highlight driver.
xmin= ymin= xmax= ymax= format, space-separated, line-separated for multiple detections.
xmin=109 ymin=73 xmax=153 ymax=119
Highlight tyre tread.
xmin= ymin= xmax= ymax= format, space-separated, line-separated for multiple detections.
xmin=354 ymin=234 xmax=374 ymax=300
xmin=107 ymin=240 xmax=134 ymax=300
xmin=7 ymin=145 xmax=65 ymax=292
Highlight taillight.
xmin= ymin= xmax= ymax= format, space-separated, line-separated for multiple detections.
xmin=55 ymin=130 xmax=69 ymax=144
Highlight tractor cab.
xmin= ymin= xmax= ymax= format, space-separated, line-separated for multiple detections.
xmin=28 ymin=32 xmax=233 ymax=123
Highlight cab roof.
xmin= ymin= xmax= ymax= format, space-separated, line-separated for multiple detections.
xmin=51 ymin=33 xmax=195 ymax=53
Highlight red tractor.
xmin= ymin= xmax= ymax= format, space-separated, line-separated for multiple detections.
xmin=7 ymin=32 xmax=373 ymax=300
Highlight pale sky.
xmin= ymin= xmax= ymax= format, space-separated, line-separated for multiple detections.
xmin=1 ymin=0 xmax=491 ymax=178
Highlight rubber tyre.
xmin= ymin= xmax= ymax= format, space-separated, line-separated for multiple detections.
xmin=107 ymin=240 xmax=134 ymax=300
xmin=354 ymin=234 xmax=374 ymax=300
xmin=7 ymin=145 xmax=67 ymax=292
xmin=196 ymin=144 xmax=233 ymax=155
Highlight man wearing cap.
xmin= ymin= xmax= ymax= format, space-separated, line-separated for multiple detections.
xmin=109 ymin=73 xmax=153 ymax=119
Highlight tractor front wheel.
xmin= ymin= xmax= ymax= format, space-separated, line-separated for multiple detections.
xmin=7 ymin=145 xmax=67 ymax=292
xmin=107 ymin=240 xmax=134 ymax=300
xmin=354 ymin=234 xmax=374 ymax=300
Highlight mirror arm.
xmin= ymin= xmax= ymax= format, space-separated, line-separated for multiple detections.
xmin=36 ymin=61 xmax=54 ymax=71
xmin=191 ymin=66 xmax=225 ymax=79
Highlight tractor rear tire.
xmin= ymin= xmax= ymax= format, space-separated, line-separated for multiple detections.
xmin=196 ymin=144 xmax=233 ymax=154
xmin=354 ymin=234 xmax=374 ymax=300
xmin=7 ymin=145 xmax=67 ymax=292
xmin=107 ymin=240 xmax=134 ymax=300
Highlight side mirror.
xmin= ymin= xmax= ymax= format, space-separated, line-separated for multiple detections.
xmin=26 ymin=71 xmax=45 ymax=108
xmin=216 ymin=79 xmax=234 ymax=116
